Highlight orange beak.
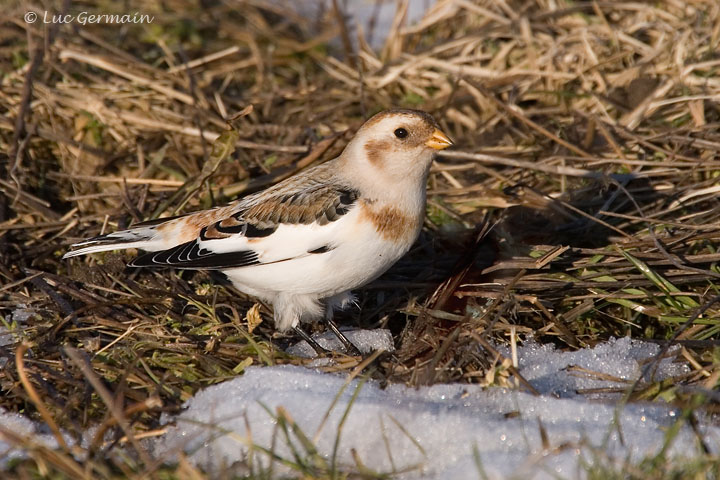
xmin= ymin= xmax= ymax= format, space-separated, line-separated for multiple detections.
xmin=425 ymin=128 xmax=453 ymax=150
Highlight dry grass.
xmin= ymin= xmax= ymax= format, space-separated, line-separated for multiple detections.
xmin=1 ymin=0 xmax=720 ymax=476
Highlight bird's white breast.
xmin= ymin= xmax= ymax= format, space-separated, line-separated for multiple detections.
xmin=222 ymin=202 xmax=421 ymax=301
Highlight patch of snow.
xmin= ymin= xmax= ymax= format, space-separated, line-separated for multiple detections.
xmin=271 ymin=0 xmax=434 ymax=49
xmin=503 ymin=336 xmax=688 ymax=397
xmin=1 ymin=304 xmax=35 ymax=347
xmin=0 ymin=408 xmax=66 ymax=466
xmin=154 ymin=337 xmax=717 ymax=479
xmin=287 ymin=328 xmax=395 ymax=357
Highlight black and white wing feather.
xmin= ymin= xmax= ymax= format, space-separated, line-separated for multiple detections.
xmin=64 ymin=164 xmax=360 ymax=272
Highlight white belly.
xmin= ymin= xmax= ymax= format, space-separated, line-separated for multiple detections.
xmin=223 ymin=209 xmax=418 ymax=301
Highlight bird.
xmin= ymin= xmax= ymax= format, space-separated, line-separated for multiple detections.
xmin=63 ymin=108 xmax=453 ymax=353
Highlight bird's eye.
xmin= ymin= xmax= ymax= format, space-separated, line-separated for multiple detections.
xmin=394 ymin=128 xmax=408 ymax=139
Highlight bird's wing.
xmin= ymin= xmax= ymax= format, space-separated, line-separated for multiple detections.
xmin=65 ymin=176 xmax=360 ymax=270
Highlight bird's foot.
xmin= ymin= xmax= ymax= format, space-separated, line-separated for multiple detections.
xmin=293 ymin=321 xmax=362 ymax=357
xmin=323 ymin=317 xmax=362 ymax=356
xmin=293 ymin=326 xmax=329 ymax=355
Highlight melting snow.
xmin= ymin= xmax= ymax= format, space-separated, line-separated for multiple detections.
xmin=151 ymin=336 xmax=717 ymax=479
xmin=1 ymin=333 xmax=715 ymax=477
xmin=287 ymin=328 xmax=395 ymax=357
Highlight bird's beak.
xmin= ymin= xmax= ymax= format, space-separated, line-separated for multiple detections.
xmin=425 ymin=128 xmax=453 ymax=150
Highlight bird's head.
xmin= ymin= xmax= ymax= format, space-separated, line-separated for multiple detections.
xmin=343 ymin=109 xmax=452 ymax=184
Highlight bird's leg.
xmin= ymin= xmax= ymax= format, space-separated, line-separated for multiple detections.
xmin=276 ymin=295 xmax=327 ymax=355
xmin=324 ymin=293 xmax=361 ymax=355
xmin=323 ymin=316 xmax=361 ymax=356
xmin=293 ymin=325 xmax=328 ymax=355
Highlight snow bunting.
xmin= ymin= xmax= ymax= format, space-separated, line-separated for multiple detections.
xmin=64 ymin=109 xmax=452 ymax=351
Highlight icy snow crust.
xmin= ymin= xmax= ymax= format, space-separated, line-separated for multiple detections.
xmin=287 ymin=328 xmax=395 ymax=357
xmin=152 ymin=337 xmax=718 ymax=479
xmin=0 ymin=408 xmax=65 ymax=464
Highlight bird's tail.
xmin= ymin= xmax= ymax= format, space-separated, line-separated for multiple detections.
xmin=62 ymin=225 xmax=163 ymax=259
xmin=63 ymin=208 xmax=230 ymax=260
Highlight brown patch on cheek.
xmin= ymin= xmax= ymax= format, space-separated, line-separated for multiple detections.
xmin=359 ymin=201 xmax=419 ymax=242
xmin=364 ymin=139 xmax=393 ymax=167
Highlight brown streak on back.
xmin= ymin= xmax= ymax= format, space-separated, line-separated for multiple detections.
xmin=243 ymin=186 xmax=347 ymax=225
xmin=156 ymin=205 xmax=235 ymax=242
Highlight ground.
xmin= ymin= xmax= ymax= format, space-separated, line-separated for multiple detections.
xmin=0 ymin=0 xmax=719 ymax=478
